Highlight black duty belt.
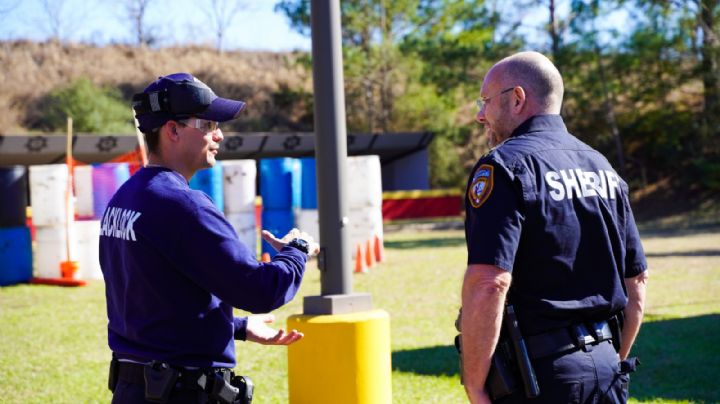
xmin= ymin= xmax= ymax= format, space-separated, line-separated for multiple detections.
xmin=110 ymin=359 xmax=254 ymax=404
xmin=525 ymin=321 xmax=613 ymax=359
xmin=116 ymin=360 xmax=230 ymax=390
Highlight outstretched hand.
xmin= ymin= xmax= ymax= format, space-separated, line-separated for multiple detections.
xmin=261 ymin=228 xmax=320 ymax=257
xmin=246 ymin=314 xmax=303 ymax=346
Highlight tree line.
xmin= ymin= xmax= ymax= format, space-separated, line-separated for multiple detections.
xmin=4 ymin=0 xmax=718 ymax=193
xmin=276 ymin=0 xmax=719 ymax=192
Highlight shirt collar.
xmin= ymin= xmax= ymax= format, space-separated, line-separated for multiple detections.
xmin=510 ymin=114 xmax=567 ymax=138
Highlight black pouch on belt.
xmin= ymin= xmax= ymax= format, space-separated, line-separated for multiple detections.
xmin=143 ymin=361 xmax=179 ymax=403
xmin=108 ymin=357 xmax=120 ymax=392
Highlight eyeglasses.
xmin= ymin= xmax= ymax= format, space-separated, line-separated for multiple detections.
xmin=178 ymin=118 xmax=219 ymax=133
xmin=476 ymin=87 xmax=515 ymax=110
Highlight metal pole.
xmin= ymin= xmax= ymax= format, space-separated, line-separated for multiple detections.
xmin=311 ymin=0 xmax=351 ymax=296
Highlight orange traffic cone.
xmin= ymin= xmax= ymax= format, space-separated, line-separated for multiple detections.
xmin=354 ymin=244 xmax=367 ymax=273
xmin=261 ymin=252 xmax=271 ymax=263
xmin=365 ymin=239 xmax=375 ymax=268
xmin=374 ymin=234 xmax=384 ymax=263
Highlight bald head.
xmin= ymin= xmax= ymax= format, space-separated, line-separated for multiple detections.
xmin=489 ymin=51 xmax=564 ymax=114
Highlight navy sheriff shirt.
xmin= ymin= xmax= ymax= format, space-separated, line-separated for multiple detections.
xmin=465 ymin=115 xmax=647 ymax=336
xmin=99 ymin=166 xmax=307 ymax=368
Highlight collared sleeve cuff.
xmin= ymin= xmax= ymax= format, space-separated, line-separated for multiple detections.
xmin=233 ymin=316 xmax=248 ymax=341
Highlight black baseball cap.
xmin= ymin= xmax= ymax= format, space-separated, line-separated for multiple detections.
xmin=132 ymin=73 xmax=246 ymax=132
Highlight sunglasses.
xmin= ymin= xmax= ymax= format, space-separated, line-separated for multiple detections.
xmin=178 ymin=118 xmax=219 ymax=133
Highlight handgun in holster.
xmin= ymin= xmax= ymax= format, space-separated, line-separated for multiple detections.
xmin=198 ymin=370 xmax=254 ymax=404
xmin=454 ymin=305 xmax=541 ymax=400
xmin=485 ymin=336 xmax=517 ymax=399
xmin=454 ymin=332 xmax=516 ymax=399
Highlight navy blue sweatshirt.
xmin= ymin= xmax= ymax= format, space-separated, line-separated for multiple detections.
xmin=99 ymin=166 xmax=307 ymax=368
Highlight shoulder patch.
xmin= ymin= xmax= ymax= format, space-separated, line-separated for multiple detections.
xmin=468 ymin=164 xmax=494 ymax=208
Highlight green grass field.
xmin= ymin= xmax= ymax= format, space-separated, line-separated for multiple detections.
xmin=1 ymin=225 xmax=718 ymax=403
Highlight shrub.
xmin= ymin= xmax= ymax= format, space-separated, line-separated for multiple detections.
xmin=42 ymin=78 xmax=133 ymax=134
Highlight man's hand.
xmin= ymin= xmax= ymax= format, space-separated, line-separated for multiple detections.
xmin=461 ymin=264 xmax=511 ymax=403
xmin=246 ymin=314 xmax=303 ymax=345
xmin=466 ymin=389 xmax=492 ymax=404
xmin=261 ymin=227 xmax=320 ymax=257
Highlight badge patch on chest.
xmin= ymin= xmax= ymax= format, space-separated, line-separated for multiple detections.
xmin=468 ymin=164 xmax=494 ymax=208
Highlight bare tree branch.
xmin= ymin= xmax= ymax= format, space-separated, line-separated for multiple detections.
xmin=201 ymin=0 xmax=248 ymax=53
xmin=122 ymin=0 xmax=156 ymax=46
xmin=39 ymin=0 xmax=68 ymax=41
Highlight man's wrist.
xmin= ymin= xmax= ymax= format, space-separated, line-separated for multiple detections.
xmin=233 ymin=317 xmax=248 ymax=341
xmin=287 ymin=238 xmax=309 ymax=254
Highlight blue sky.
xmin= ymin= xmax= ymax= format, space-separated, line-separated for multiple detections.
xmin=0 ymin=0 xmax=312 ymax=51
xmin=0 ymin=0 xmax=629 ymax=52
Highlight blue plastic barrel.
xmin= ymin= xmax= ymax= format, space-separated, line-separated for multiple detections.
xmin=260 ymin=158 xmax=301 ymax=210
xmin=189 ymin=164 xmax=224 ymax=212
xmin=300 ymin=158 xmax=318 ymax=209
xmin=0 ymin=166 xmax=28 ymax=227
xmin=261 ymin=209 xmax=295 ymax=257
xmin=0 ymin=227 xmax=32 ymax=286
xmin=92 ymin=163 xmax=131 ymax=218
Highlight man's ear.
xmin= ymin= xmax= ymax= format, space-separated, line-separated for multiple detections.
xmin=512 ymin=86 xmax=527 ymax=113
xmin=165 ymin=121 xmax=181 ymax=142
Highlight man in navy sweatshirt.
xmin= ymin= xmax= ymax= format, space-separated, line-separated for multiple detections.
xmin=101 ymin=73 xmax=319 ymax=403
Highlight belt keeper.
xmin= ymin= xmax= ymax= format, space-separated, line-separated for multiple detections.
xmin=571 ymin=325 xmax=587 ymax=350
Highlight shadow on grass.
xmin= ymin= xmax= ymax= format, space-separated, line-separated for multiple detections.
xmin=385 ymin=237 xmax=465 ymax=250
xmin=391 ymin=315 xmax=719 ymax=403
xmin=392 ymin=345 xmax=459 ymax=376
xmin=631 ymin=313 xmax=720 ymax=403
xmin=644 ymin=249 xmax=720 ymax=257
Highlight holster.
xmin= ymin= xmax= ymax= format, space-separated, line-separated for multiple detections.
xmin=144 ymin=361 xmax=179 ymax=403
xmin=486 ymin=339 xmax=517 ymax=400
xmin=454 ymin=305 xmax=539 ymax=400
xmin=608 ymin=312 xmax=624 ymax=353
xmin=198 ymin=371 xmax=254 ymax=404
xmin=456 ymin=329 xmax=519 ymax=400
xmin=108 ymin=357 xmax=119 ymax=393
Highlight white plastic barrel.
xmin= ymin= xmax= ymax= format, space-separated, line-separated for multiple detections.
xmin=223 ymin=160 xmax=257 ymax=214
xmin=225 ymin=213 xmax=258 ymax=257
xmin=347 ymin=156 xmax=383 ymax=209
xmin=294 ymin=209 xmax=320 ymax=244
xmin=74 ymin=220 xmax=103 ymax=280
xmin=34 ymin=225 xmax=75 ymax=279
xmin=30 ymin=164 xmax=70 ymax=227
xmin=73 ymin=165 xmax=94 ymax=219
xmin=348 ymin=206 xmax=384 ymax=258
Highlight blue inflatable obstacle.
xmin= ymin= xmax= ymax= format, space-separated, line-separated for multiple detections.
xmin=189 ymin=163 xmax=224 ymax=212
xmin=300 ymin=158 xmax=317 ymax=209
xmin=259 ymin=158 xmax=304 ymax=257
xmin=261 ymin=209 xmax=295 ymax=258
xmin=260 ymin=158 xmax=301 ymax=210
xmin=92 ymin=163 xmax=131 ymax=218
xmin=0 ymin=227 xmax=32 ymax=286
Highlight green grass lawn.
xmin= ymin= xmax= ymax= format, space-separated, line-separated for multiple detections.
xmin=1 ymin=226 xmax=718 ymax=403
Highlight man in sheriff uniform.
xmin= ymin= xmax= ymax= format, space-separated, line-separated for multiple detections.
xmin=460 ymin=52 xmax=649 ymax=403
xmin=101 ymin=73 xmax=319 ymax=403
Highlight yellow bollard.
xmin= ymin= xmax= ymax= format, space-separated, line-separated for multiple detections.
xmin=287 ymin=309 xmax=391 ymax=404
